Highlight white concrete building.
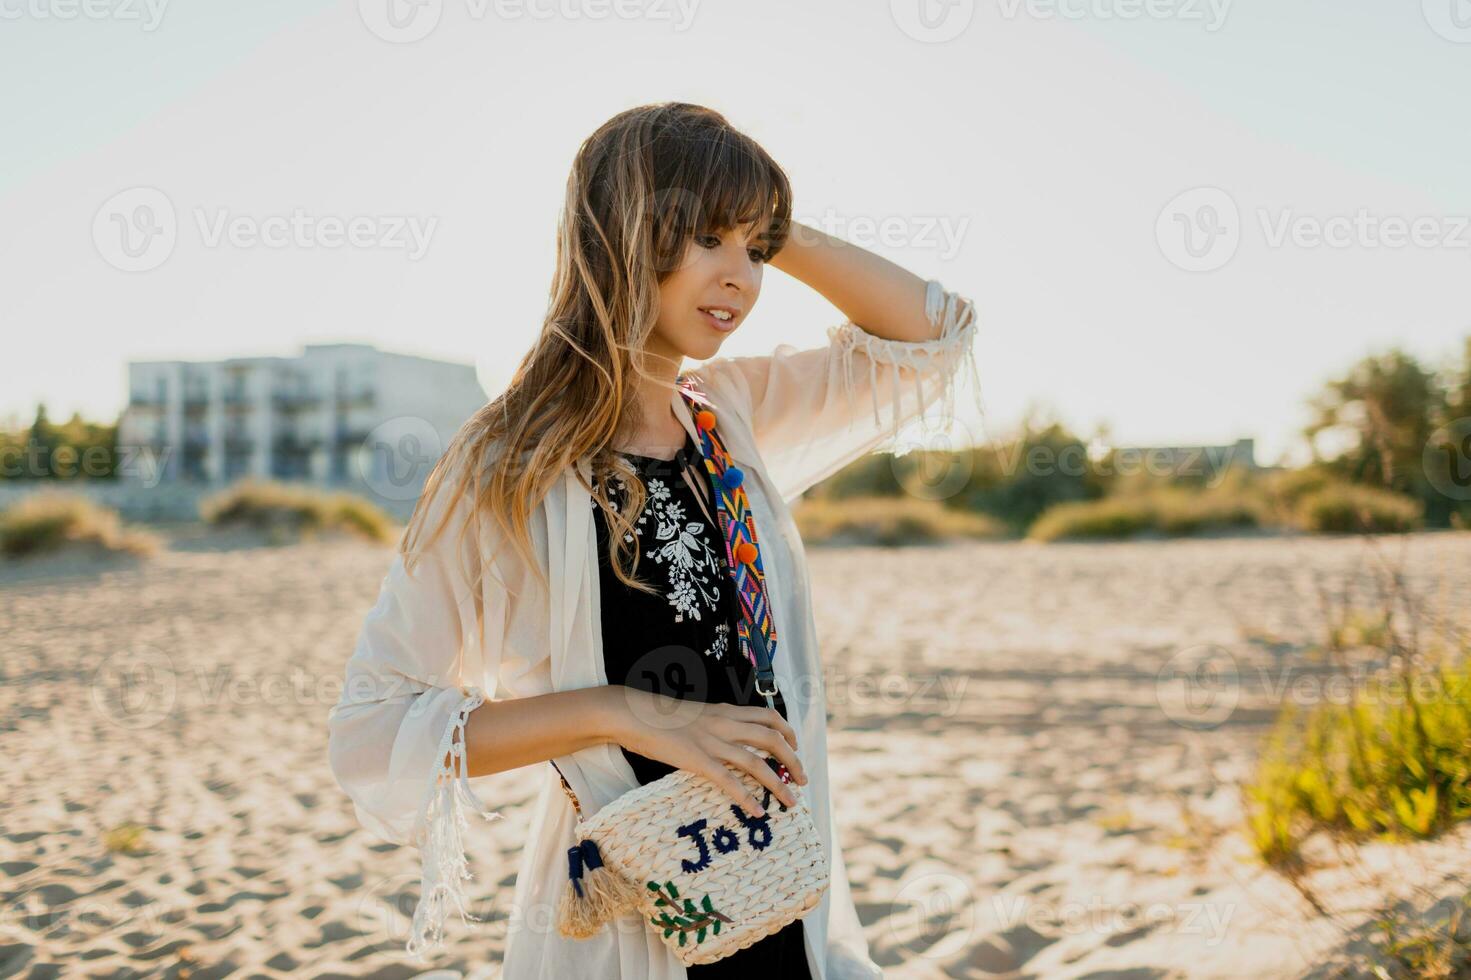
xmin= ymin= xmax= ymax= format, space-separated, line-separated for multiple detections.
xmin=1110 ymin=438 xmax=1268 ymax=479
xmin=118 ymin=343 xmax=487 ymax=499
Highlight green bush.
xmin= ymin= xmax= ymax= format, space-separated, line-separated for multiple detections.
xmin=1295 ymin=483 xmax=1423 ymax=534
xmin=199 ymin=479 xmax=397 ymax=544
xmin=792 ymin=494 xmax=1008 ymax=546
xmin=1244 ymin=660 xmax=1471 ymax=868
xmin=1026 ymin=484 xmax=1269 ymax=542
xmin=0 ymin=491 xmax=160 ymax=559
xmin=1027 ymin=496 xmax=1157 ymax=542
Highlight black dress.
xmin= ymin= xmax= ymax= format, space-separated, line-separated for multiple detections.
xmin=591 ymin=431 xmax=812 ymax=979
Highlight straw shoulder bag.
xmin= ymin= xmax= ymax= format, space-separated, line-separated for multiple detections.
xmin=548 ymin=378 xmax=831 ymax=966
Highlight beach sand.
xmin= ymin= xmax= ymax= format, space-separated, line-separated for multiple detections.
xmin=3 ymin=528 xmax=1469 ymax=978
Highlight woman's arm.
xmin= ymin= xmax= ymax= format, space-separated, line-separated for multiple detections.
xmin=697 ymin=220 xmax=981 ymax=503
xmin=458 ymin=686 xmax=617 ymax=777
xmin=768 ymin=220 xmax=938 ymax=345
xmin=462 ymin=684 xmax=809 ymax=817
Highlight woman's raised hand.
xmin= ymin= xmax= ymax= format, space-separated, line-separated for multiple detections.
xmin=608 ymin=687 xmax=808 ymax=817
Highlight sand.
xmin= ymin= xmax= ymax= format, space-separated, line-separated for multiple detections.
xmin=2 ymin=528 xmax=1469 ymax=979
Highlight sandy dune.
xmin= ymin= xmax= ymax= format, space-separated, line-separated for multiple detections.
xmin=2 ymin=529 xmax=1468 ymax=978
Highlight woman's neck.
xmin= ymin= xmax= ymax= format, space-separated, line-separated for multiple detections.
xmin=614 ymin=363 xmax=687 ymax=457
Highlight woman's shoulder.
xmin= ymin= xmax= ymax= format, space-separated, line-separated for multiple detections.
xmin=679 ymin=364 xmax=756 ymax=431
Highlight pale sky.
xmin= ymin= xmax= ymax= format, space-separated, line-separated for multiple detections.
xmin=3 ymin=0 xmax=1468 ymax=468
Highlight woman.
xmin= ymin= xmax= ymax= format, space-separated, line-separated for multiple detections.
xmin=326 ymin=102 xmax=980 ymax=979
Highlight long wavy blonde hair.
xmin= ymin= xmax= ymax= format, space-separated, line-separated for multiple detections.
xmin=400 ymin=102 xmax=792 ymax=606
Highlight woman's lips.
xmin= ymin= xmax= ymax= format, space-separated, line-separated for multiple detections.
xmin=700 ymin=309 xmax=738 ymax=333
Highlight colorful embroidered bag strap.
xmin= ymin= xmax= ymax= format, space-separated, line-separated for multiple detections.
xmin=674 ymin=374 xmax=780 ymax=709
xmin=543 ymin=384 xmax=821 ymax=952
xmin=549 ymin=374 xmax=785 ymax=814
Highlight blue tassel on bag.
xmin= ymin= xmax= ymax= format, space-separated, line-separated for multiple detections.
xmin=558 ymin=836 xmax=642 ymax=938
xmin=566 ymin=838 xmax=606 ymax=898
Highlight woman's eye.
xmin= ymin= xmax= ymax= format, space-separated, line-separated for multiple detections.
xmin=697 ymin=233 xmax=765 ymax=263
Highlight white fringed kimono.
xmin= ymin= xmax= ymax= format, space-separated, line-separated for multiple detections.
xmin=326 ymin=279 xmax=980 ymax=979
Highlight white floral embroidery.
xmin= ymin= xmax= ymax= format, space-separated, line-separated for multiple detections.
xmin=705 ymin=622 xmax=730 ymax=661
xmin=598 ymin=465 xmax=726 ymax=638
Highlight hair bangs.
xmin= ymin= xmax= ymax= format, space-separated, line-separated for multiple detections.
xmin=673 ymin=130 xmax=792 ymax=257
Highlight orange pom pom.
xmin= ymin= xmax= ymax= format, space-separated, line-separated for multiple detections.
xmin=695 ymin=409 xmax=717 ymax=431
xmin=735 ymin=541 xmax=758 ymax=564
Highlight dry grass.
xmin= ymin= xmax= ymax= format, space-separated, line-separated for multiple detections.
xmin=0 ymin=491 xmax=161 ymax=559
xmin=198 ymin=479 xmax=397 ymax=544
xmin=1027 ymin=486 xmax=1270 ymax=542
xmin=792 ymin=494 xmax=1009 ymax=546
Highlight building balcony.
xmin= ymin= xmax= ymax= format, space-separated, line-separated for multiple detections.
xmin=272 ymin=391 xmax=321 ymax=411
xmin=275 ymin=432 xmax=324 ymax=453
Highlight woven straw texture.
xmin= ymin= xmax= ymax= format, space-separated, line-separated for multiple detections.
xmin=580 ymin=758 xmax=830 ymax=966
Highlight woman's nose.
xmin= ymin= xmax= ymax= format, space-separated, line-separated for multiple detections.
xmin=723 ymin=255 xmax=757 ymax=292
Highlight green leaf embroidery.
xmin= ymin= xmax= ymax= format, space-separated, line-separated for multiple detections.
xmin=643 ymin=881 xmax=737 ymax=945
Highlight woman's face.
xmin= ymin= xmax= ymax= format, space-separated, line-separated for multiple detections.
xmin=647 ymin=220 xmax=766 ymax=367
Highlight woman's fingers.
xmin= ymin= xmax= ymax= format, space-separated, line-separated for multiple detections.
xmin=729 ymin=704 xmax=798 ymax=751
xmin=698 ymin=754 xmax=769 ymax=816
xmin=727 ymin=722 xmax=807 ymax=786
xmin=710 ymin=743 xmax=798 ymax=811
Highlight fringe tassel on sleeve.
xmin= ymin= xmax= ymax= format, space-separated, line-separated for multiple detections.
xmin=405 ymin=688 xmax=504 ymax=961
xmin=826 ymin=278 xmax=983 ymax=455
